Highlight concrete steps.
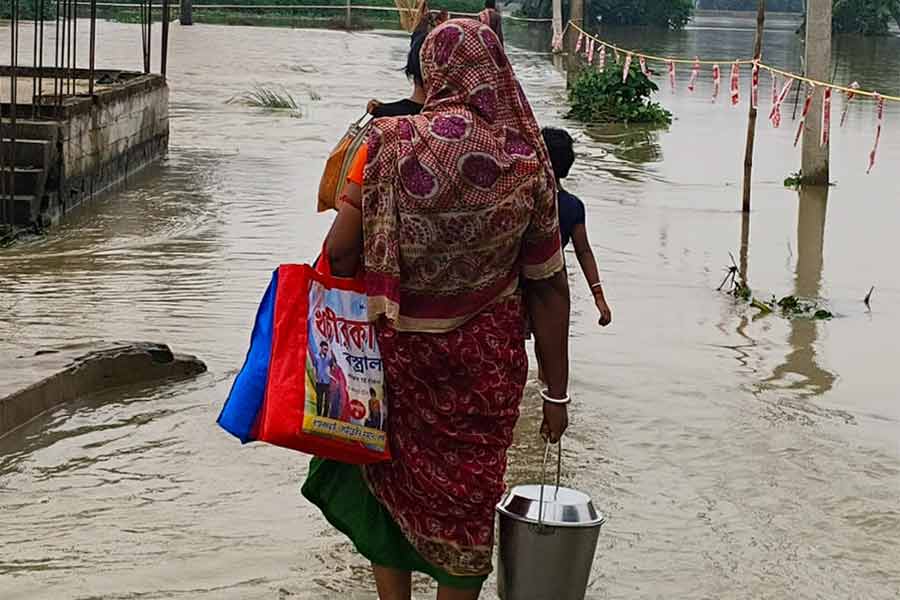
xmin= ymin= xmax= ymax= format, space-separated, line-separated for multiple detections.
xmin=0 ymin=119 xmax=60 ymax=142
xmin=0 ymin=120 xmax=59 ymax=226
xmin=0 ymin=167 xmax=44 ymax=196
xmin=1 ymin=195 xmax=39 ymax=224
xmin=0 ymin=138 xmax=52 ymax=168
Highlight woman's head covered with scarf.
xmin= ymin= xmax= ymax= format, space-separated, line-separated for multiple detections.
xmin=361 ymin=19 xmax=561 ymax=331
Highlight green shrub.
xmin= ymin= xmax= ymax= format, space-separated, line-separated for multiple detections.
xmin=590 ymin=0 xmax=693 ymax=29
xmin=567 ymin=65 xmax=672 ymax=126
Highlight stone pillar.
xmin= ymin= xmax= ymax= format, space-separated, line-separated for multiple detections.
xmin=801 ymin=0 xmax=831 ymax=185
xmin=180 ymin=0 xmax=193 ymax=25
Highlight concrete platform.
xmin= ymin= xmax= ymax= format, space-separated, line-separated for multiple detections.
xmin=1 ymin=67 xmax=169 ymax=230
xmin=0 ymin=341 xmax=207 ymax=437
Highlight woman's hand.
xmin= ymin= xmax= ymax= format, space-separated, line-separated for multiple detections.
xmin=541 ymin=402 xmax=568 ymax=443
xmin=367 ymin=99 xmax=382 ymax=115
xmin=595 ymin=291 xmax=612 ymax=327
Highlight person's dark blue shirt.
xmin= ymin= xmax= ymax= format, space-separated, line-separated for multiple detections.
xmin=558 ymin=188 xmax=586 ymax=249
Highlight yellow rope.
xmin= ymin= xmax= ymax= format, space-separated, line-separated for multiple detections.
xmin=568 ymin=22 xmax=900 ymax=103
xmin=569 ymin=23 xmax=754 ymax=66
xmin=758 ymin=64 xmax=900 ymax=102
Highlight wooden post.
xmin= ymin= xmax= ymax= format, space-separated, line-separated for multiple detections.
xmin=566 ymin=0 xmax=584 ymax=88
xmin=801 ymin=0 xmax=831 ymax=185
xmin=552 ymin=0 xmax=563 ymax=45
xmin=180 ymin=0 xmax=192 ymax=25
xmin=741 ymin=0 xmax=765 ymax=213
xmin=345 ymin=0 xmax=352 ymax=30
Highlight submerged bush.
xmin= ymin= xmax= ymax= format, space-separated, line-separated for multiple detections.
xmin=229 ymin=85 xmax=301 ymax=111
xmin=567 ymin=66 xmax=672 ymax=126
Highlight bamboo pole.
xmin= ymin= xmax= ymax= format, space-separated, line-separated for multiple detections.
xmin=566 ymin=0 xmax=584 ymax=88
xmin=741 ymin=0 xmax=766 ymax=213
xmin=552 ymin=0 xmax=562 ymax=43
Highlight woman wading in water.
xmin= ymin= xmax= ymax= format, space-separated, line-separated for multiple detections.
xmin=303 ymin=19 xmax=571 ymax=600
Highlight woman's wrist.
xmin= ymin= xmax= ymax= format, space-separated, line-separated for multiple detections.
xmin=541 ymin=389 xmax=571 ymax=405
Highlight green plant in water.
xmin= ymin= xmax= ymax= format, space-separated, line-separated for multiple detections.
xmin=784 ymin=170 xmax=803 ymax=190
xmin=750 ymin=295 xmax=834 ymax=320
xmin=229 ymin=85 xmax=302 ymax=112
xmin=718 ymin=256 xmax=833 ymax=320
xmin=567 ymin=66 xmax=672 ymax=126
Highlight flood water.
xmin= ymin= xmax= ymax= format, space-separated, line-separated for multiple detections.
xmin=1 ymin=14 xmax=899 ymax=599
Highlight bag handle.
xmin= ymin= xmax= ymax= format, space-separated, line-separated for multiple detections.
xmin=352 ymin=112 xmax=373 ymax=130
xmin=315 ymin=244 xmax=333 ymax=277
xmin=537 ymin=438 xmax=562 ymax=527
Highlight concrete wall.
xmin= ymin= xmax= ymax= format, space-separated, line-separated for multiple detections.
xmin=51 ymin=76 xmax=169 ymax=224
xmin=0 ymin=342 xmax=206 ymax=438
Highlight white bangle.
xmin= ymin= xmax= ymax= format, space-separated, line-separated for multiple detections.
xmin=541 ymin=389 xmax=571 ymax=405
xmin=590 ymin=281 xmax=604 ymax=290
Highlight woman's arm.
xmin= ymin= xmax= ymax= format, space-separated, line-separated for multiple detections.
xmin=325 ymin=182 xmax=363 ymax=278
xmin=571 ymin=223 xmax=612 ymax=326
xmin=524 ymin=269 xmax=570 ymax=442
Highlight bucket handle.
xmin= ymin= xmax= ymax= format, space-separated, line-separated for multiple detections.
xmin=537 ymin=438 xmax=562 ymax=527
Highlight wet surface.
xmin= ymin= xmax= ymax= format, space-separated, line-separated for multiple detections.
xmin=1 ymin=15 xmax=899 ymax=599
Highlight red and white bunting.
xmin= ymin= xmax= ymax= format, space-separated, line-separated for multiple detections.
xmin=586 ymin=38 xmax=595 ymax=64
xmin=598 ymin=45 xmax=606 ymax=70
xmin=623 ymin=53 xmax=633 ymax=83
xmin=575 ymin=31 xmax=584 ymax=54
xmin=688 ymin=58 xmax=700 ymax=93
xmin=840 ymin=81 xmax=861 ymax=127
xmin=730 ymin=62 xmax=741 ymax=106
xmin=868 ymin=94 xmax=885 ymax=174
xmin=794 ymin=86 xmax=814 ymax=147
xmin=751 ymin=62 xmax=760 ymax=109
xmin=821 ymin=87 xmax=832 ymax=147
xmin=769 ymin=77 xmax=794 ymax=128
xmin=712 ymin=64 xmax=721 ymax=101
xmin=551 ymin=31 xmax=563 ymax=52
xmin=771 ymin=70 xmax=778 ymax=106
xmin=639 ymin=56 xmax=649 ymax=76
xmin=668 ymin=61 xmax=676 ymax=93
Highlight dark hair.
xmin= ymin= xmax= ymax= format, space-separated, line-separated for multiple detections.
xmin=484 ymin=0 xmax=497 ymax=9
xmin=541 ymin=127 xmax=575 ymax=181
xmin=319 ymin=341 xmax=328 ymax=348
xmin=405 ymin=30 xmax=427 ymax=86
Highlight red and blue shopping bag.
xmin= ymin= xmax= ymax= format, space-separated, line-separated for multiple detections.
xmin=217 ymin=260 xmax=390 ymax=464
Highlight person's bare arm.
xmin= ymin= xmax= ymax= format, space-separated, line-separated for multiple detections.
xmin=571 ymin=223 xmax=612 ymax=326
xmin=325 ymin=182 xmax=363 ymax=278
xmin=524 ymin=269 xmax=570 ymax=442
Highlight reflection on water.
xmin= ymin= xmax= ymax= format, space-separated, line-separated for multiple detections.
xmin=763 ymin=186 xmax=837 ymax=397
xmin=1 ymin=16 xmax=900 ymax=600
xmin=582 ymin=125 xmax=664 ymax=182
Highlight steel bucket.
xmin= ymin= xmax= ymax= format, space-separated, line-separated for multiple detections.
xmin=496 ymin=441 xmax=605 ymax=600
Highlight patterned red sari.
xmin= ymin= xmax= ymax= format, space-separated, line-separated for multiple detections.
xmin=358 ymin=19 xmax=563 ymax=578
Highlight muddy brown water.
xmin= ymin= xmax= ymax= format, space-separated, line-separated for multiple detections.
xmin=1 ymin=15 xmax=899 ymax=599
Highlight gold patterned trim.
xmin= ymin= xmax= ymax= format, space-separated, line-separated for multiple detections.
xmin=522 ymin=248 xmax=564 ymax=281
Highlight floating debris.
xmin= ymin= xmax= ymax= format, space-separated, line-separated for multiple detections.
xmin=864 ymin=286 xmax=875 ymax=310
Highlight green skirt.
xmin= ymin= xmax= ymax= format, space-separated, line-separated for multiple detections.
xmin=301 ymin=458 xmax=487 ymax=590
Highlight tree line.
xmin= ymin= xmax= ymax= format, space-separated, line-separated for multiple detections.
xmin=517 ymin=0 xmax=900 ymax=34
